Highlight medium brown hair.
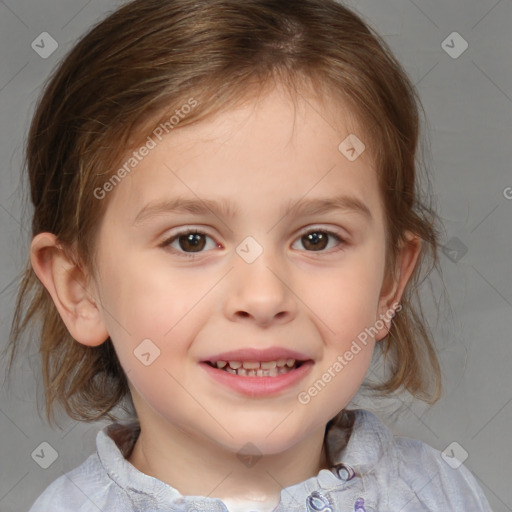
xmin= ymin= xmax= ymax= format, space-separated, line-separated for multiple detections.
xmin=7 ymin=0 xmax=444 ymax=426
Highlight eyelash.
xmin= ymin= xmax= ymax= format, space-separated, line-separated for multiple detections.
xmin=159 ymin=227 xmax=347 ymax=259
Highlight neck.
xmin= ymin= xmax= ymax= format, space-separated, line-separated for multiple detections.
xmin=127 ymin=416 xmax=329 ymax=507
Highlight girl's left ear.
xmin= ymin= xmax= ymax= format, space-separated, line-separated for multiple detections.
xmin=30 ymin=232 xmax=110 ymax=347
xmin=375 ymin=232 xmax=422 ymax=341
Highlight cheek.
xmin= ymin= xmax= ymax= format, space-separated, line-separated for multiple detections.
xmin=95 ymin=251 xmax=216 ymax=374
xmin=299 ymin=253 xmax=385 ymax=339
xmin=96 ymin=249 xmax=197 ymax=335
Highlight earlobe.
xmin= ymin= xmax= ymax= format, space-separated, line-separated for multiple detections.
xmin=30 ymin=233 xmax=109 ymax=347
xmin=376 ymin=232 xmax=422 ymax=341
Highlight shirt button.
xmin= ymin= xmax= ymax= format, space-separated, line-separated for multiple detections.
xmin=306 ymin=491 xmax=333 ymax=512
xmin=332 ymin=462 xmax=356 ymax=481
xmin=354 ymin=497 xmax=367 ymax=511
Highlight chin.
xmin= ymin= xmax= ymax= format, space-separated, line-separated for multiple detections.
xmin=213 ymin=422 xmax=316 ymax=457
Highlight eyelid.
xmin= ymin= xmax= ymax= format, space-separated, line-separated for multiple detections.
xmin=292 ymin=225 xmax=348 ymax=252
xmin=296 ymin=224 xmax=348 ymax=240
xmin=159 ymin=224 xmax=349 ymax=258
xmin=159 ymin=227 xmax=221 ymax=258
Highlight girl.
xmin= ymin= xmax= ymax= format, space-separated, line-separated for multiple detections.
xmin=7 ymin=0 xmax=492 ymax=510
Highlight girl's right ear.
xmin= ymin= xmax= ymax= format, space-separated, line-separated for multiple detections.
xmin=30 ymin=233 xmax=109 ymax=347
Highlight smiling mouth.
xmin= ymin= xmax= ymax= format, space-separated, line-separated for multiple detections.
xmin=204 ymin=359 xmax=306 ymax=377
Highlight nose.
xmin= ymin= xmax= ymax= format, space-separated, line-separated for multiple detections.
xmin=223 ymin=250 xmax=297 ymax=327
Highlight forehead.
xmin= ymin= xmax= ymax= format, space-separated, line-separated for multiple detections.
xmin=103 ymin=85 xmax=382 ymax=224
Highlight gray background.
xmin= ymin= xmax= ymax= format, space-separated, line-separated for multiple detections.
xmin=0 ymin=0 xmax=511 ymax=511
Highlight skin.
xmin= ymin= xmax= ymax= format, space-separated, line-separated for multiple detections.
xmin=31 ymin=84 xmax=420 ymax=509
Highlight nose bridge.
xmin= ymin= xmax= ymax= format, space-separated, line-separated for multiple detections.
xmin=224 ymin=238 xmax=296 ymax=325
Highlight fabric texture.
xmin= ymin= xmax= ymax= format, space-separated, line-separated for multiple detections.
xmin=28 ymin=408 xmax=493 ymax=511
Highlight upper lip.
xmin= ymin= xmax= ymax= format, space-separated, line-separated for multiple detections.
xmin=201 ymin=347 xmax=313 ymax=363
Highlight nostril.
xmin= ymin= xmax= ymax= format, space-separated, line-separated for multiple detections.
xmin=233 ymin=310 xmax=290 ymax=323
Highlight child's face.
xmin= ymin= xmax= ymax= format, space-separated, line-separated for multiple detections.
xmin=91 ymin=86 xmax=401 ymax=454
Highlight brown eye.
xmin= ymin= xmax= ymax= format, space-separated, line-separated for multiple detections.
xmin=161 ymin=230 xmax=218 ymax=256
xmin=178 ymin=232 xmax=206 ymax=252
xmin=292 ymin=229 xmax=345 ymax=253
xmin=301 ymin=231 xmax=328 ymax=251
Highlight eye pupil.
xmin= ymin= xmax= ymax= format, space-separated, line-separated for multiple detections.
xmin=169 ymin=230 xmax=339 ymax=255
xmin=303 ymin=232 xmax=328 ymax=251
xmin=180 ymin=233 xmax=205 ymax=252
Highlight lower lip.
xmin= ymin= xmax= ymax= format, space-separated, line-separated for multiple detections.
xmin=200 ymin=361 xmax=314 ymax=397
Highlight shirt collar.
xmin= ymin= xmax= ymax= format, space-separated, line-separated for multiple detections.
xmin=95 ymin=408 xmax=397 ymax=510
xmin=325 ymin=408 xmax=398 ymax=474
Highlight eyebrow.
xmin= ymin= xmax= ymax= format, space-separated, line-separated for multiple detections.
xmin=133 ymin=194 xmax=372 ymax=225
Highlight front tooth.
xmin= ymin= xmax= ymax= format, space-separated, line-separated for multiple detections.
xmin=286 ymin=359 xmax=296 ymax=367
xmin=243 ymin=361 xmax=260 ymax=369
xmin=229 ymin=361 xmax=242 ymax=369
xmin=216 ymin=361 xmax=227 ymax=368
xmin=261 ymin=361 xmax=277 ymax=369
xmin=276 ymin=359 xmax=287 ymax=367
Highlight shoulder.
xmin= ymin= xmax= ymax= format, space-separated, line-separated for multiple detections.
xmin=28 ymin=446 xmax=133 ymax=511
xmin=391 ymin=429 xmax=492 ymax=510
xmin=329 ymin=409 xmax=493 ymax=511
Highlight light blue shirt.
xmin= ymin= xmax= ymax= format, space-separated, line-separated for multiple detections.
xmin=28 ymin=409 xmax=493 ymax=511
